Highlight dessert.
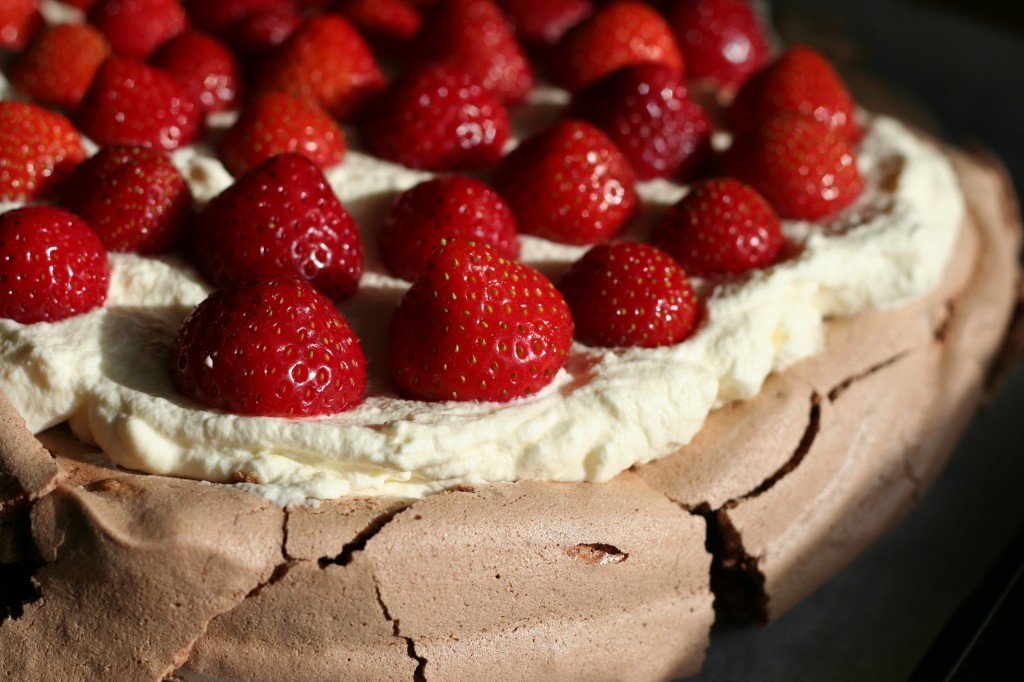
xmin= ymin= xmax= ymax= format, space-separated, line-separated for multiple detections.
xmin=1 ymin=0 xmax=1022 ymax=680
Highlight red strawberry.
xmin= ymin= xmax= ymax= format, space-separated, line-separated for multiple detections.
xmin=222 ymin=6 xmax=303 ymax=60
xmin=57 ymin=0 xmax=101 ymax=9
xmin=664 ymin=0 xmax=770 ymax=91
xmin=0 ymin=0 xmax=43 ymax=52
xmin=727 ymin=45 xmax=861 ymax=141
xmin=560 ymin=241 xmax=696 ymax=348
xmin=63 ymin=145 xmax=194 ymax=254
xmin=76 ymin=57 xmax=202 ymax=151
xmin=493 ymin=119 xmax=637 ymax=245
xmin=362 ymin=66 xmax=510 ymax=172
xmin=87 ymin=0 xmax=187 ymax=59
xmin=187 ymin=154 xmax=364 ymax=301
xmin=570 ymin=63 xmax=713 ymax=182
xmin=388 ymin=239 xmax=573 ymax=402
xmin=8 ymin=25 xmax=111 ymax=110
xmin=654 ymin=177 xmax=782 ymax=278
xmin=256 ymin=14 xmax=385 ymax=121
xmin=415 ymin=0 xmax=534 ymax=105
xmin=220 ymin=92 xmax=346 ymax=178
xmin=185 ymin=0 xmax=292 ymax=35
xmin=151 ymin=31 xmax=244 ymax=114
xmin=723 ymin=114 xmax=863 ymax=221
xmin=340 ymin=0 xmax=422 ymax=52
xmin=380 ymin=176 xmax=519 ymax=281
xmin=171 ymin=277 xmax=367 ymax=417
xmin=0 ymin=101 xmax=86 ymax=202
xmin=551 ymin=1 xmax=684 ymax=92
xmin=497 ymin=0 xmax=592 ymax=50
xmin=0 ymin=206 xmax=110 ymax=324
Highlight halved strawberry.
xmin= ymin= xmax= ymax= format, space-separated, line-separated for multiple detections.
xmin=0 ymin=101 xmax=86 ymax=202
xmin=654 ymin=177 xmax=783 ymax=278
xmin=723 ymin=114 xmax=863 ymax=221
xmin=493 ymin=119 xmax=638 ymax=245
xmin=8 ymin=24 xmax=111 ymax=110
xmin=380 ymin=176 xmax=519 ymax=281
xmin=255 ymin=14 xmax=385 ymax=121
xmin=76 ymin=57 xmax=202 ymax=151
xmin=151 ymin=30 xmax=244 ymax=114
xmin=570 ymin=63 xmax=713 ymax=182
xmin=0 ymin=206 xmax=110 ymax=324
xmin=727 ymin=45 xmax=861 ymax=141
xmin=664 ymin=0 xmax=771 ymax=91
xmin=171 ymin=277 xmax=367 ymax=417
xmin=187 ymin=154 xmax=364 ymax=301
xmin=0 ymin=0 xmax=43 ymax=52
xmin=560 ymin=241 xmax=697 ymax=348
xmin=87 ymin=0 xmax=187 ymax=59
xmin=551 ymin=1 xmax=684 ymax=92
xmin=388 ymin=239 xmax=573 ymax=402
xmin=220 ymin=92 xmax=346 ymax=177
xmin=63 ymin=145 xmax=194 ymax=254
xmin=362 ymin=66 xmax=510 ymax=172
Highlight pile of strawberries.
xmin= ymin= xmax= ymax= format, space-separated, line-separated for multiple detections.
xmin=0 ymin=0 xmax=865 ymax=418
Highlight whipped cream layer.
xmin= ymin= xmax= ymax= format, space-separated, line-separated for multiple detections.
xmin=0 ymin=114 xmax=962 ymax=502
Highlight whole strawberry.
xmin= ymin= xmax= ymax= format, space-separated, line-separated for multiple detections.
xmin=340 ymin=0 xmax=422 ymax=53
xmin=0 ymin=0 xmax=43 ymax=51
xmin=171 ymin=277 xmax=367 ymax=417
xmin=724 ymin=114 xmax=863 ymax=221
xmin=414 ymin=0 xmax=534 ymax=105
xmin=0 ymin=206 xmax=110 ymax=324
xmin=255 ymin=14 xmax=384 ymax=121
xmin=185 ymin=0 xmax=292 ymax=35
xmin=380 ymin=176 xmax=520 ymax=281
xmin=570 ymin=63 xmax=713 ymax=182
xmin=654 ymin=177 xmax=783 ymax=278
xmin=87 ymin=0 xmax=187 ymax=59
xmin=63 ymin=145 xmax=194 ymax=254
xmin=497 ymin=0 xmax=592 ymax=50
xmin=187 ymin=154 xmax=364 ymax=301
xmin=551 ymin=1 xmax=684 ymax=92
xmin=222 ymin=6 xmax=303 ymax=60
xmin=8 ymin=24 xmax=112 ymax=110
xmin=664 ymin=0 xmax=770 ymax=91
xmin=389 ymin=239 xmax=573 ymax=402
xmin=0 ymin=101 xmax=86 ymax=202
xmin=363 ymin=66 xmax=510 ymax=172
xmin=727 ymin=45 xmax=861 ymax=141
xmin=560 ymin=241 xmax=697 ymax=348
xmin=220 ymin=92 xmax=346 ymax=177
xmin=151 ymin=31 xmax=244 ymax=114
xmin=76 ymin=57 xmax=202 ymax=151
xmin=493 ymin=119 xmax=638 ymax=245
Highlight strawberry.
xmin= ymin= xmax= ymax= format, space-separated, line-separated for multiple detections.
xmin=0 ymin=206 xmax=110 ymax=324
xmin=492 ymin=119 xmax=638 ymax=246
xmin=340 ymin=0 xmax=422 ymax=52
xmin=63 ymin=145 xmax=194 ymax=254
xmin=187 ymin=154 xmax=364 ymax=301
xmin=388 ymin=239 xmax=573 ymax=402
xmin=220 ymin=92 xmax=346 ymax=178
xmin=0 ymin=101 xmax=86 ymax=202
xmin=551 ymin=1 xmax=684 ymax=92
xmin=663 ymin=0 xmax=770 ymax=91
xmin=569 ymin=63 xmax=713 ymax=182
xmin=727 ymin=45 xmax=861 ymax=141
xmin=185 ymin=0 xmax=292 ymax=35
xmin=76 ymin=57 xmax=202 ymax=151
xmin=0 ymin=0 xmax=43 ymax=52
xmin=560 ymin=241 xmax=697 ymax=348
xmin=414 ymin=0 xmax=534 ymax=105
xmin=723 ymin=114 xmax=863 ymax=221
xmin=171 ymin=277 xmax=367 ymax=417
xmin=497 ymin=0 xmax=592 ymax=50
xmin=8 ymin=25 xmax=111 ymax=111
xmin=654 ymin=177 xmax=783 ymax=278
xmin=362 ymin=66 xmax=510 ymax=172
xmin=380 ymin=176 xmax=519 ymax=281
xmin=87 ymin=0 xmax=187 ymax=59
xmin=151 ymin=31 xmax=244 ymax=114
xmin=223 ymin=7 xmax=303 ymax=60
xmin=255 ymin=14 xmax=385 ymax=121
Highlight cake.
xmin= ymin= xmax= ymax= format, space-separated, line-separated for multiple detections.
xmin=1 ymin=0 xmax=1022 ymax=680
